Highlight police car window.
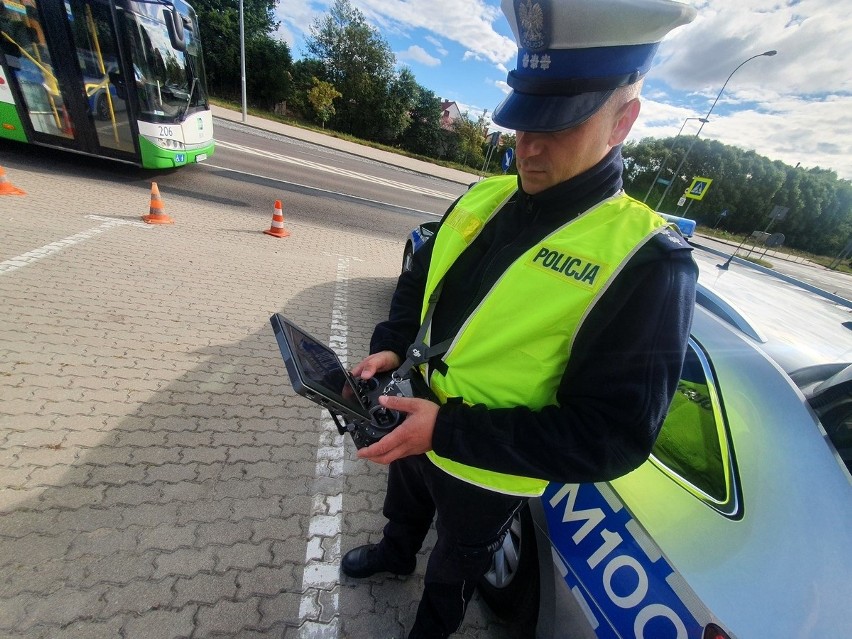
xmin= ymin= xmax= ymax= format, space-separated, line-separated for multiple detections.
xmin=651 ymin=340 xmax=736 ymax=514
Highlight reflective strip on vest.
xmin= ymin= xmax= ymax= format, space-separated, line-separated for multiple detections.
xmin=423 ymin=176 xmax=668 ymax=496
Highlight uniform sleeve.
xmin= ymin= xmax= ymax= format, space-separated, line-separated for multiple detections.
xmin=430 ymin=244 xmax=698 ymax=484
xmin=369 ymin=238 xmax=433 ymax=360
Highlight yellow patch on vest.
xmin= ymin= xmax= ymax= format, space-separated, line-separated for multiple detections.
xmin=443 ymin=207 xmax=483 ymax=243
xmin=527 ymin=245 xmax=606 ymax=289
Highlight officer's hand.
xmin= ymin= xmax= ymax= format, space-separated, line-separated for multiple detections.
xmin=356 ymin=395 xmax=439 ymax=464
xmin=351 ymin=351 xmax=401 ymax=380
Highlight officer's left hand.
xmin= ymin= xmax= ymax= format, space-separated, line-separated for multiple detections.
xmin=356 ymin=395 xmax=439 ymax=464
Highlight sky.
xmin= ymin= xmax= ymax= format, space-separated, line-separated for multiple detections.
xmin=274 ymin=0 xmax=852 ymax=181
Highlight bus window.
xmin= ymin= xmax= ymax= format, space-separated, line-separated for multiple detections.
xmin=65 ymin=0 xmax=134 ymax=153
xmin=0 ymin=3 xmax=74 ymax=139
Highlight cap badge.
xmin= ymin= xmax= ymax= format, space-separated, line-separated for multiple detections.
xmin=516 ymin=0 xmax=550 ymax=52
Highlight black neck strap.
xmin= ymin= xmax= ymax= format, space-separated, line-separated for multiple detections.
xmin=393 ymin=280 xmax=453 ymax=381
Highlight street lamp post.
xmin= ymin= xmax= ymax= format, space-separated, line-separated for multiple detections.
xmin=654 ymin=50 xmax=777 ymax=211
xmin=239 ymin=0 xmax=247 ymax=123
xmin=643 ymin=116 xmax=708 ymax=203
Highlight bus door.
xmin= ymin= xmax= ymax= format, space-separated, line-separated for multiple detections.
xmin=0 ymin=0 xmax=136 ymax=161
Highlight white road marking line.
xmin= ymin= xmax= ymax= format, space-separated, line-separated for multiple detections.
xmin=0 ymin=215 xmax=147 ymax=275
xmin=216 ymin=139 xmax=458 ymax=200
xmin=297 ymin=256 xmax=353 ymax=638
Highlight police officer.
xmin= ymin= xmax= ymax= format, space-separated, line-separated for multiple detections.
xmin=343 ymin=0 xmax=699 ymax=636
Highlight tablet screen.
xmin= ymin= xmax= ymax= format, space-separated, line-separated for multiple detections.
xmin=286 ymin=323 xmax=368 ymax=416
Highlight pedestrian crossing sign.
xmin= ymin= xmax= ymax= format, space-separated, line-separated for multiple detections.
xmin=685 ymin=177 xmax=713 ymax=200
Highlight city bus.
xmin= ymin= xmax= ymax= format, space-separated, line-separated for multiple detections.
xmin=0 ymin=0 xmax=214 ymax=168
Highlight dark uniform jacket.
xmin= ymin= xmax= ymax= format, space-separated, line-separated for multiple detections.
xmin=371 ymin=147 xmax=698 ymax=485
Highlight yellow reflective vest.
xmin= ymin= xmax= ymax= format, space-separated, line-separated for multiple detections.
xmin=422 ymin=175 xmax=669 ymax=496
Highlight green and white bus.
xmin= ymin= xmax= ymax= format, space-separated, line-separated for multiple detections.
xmin=0 ymin=0 xmax=213 ymax=168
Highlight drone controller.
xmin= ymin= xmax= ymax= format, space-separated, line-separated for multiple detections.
xmin=270 ymin=313 xmax=428 ymax=450
xmin=340 ymin=373 xmax=414 ymax=449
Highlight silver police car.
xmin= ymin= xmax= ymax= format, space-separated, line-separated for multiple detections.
xmin=478 ymin=286 xmax=852 ymax=639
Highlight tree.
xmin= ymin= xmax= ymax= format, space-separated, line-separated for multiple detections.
xmin=377 ymin=67 xmax=418 ymax=144
xmin=305 ymin=0 xmax=397 ymax=138
xmin=400 ymin=83 xmax=443 ymax=156
xmin=245 ymin=37 xmax=293 ymax=110
xmin=307 ymin=77 xmax=342 ymax=128
xmin=288 ymin=59 xmax=328 ymax=119
xmin=623 ymin=137 xmax=852 ymax=256
xmin=192 ymin=0 xmax=283 ymax=99
xmin=452 ymin=111 xmax=488 ymax=168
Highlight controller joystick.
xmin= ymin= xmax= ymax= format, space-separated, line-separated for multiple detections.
xmin=368 ymin=404 xmax=403 ymax=430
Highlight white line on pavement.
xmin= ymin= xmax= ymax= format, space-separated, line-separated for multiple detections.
xmin=215 ymin=139 xmax=458 ymax=201
xmin=203 ymin=163 xmax=442 ymax=219
xmin=0 ymin=215 xmax=147 ymax=275
xmin=297 ymin=256 xmax=352 ymax=638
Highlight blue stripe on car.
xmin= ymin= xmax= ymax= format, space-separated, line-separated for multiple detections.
xmin=541 ymin=482 xmax=704 ymax=639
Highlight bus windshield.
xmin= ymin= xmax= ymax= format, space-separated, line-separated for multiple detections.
xmin=121 ymin=0 xmax=208 ymax=123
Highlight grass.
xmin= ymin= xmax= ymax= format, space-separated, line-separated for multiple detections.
xmin=741 ymin=256 xmax=774 ymax=268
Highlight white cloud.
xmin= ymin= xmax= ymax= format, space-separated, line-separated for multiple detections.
xmin=425 ymin=36 xmax=449 ymax=57
xmin=354 ymin=0 xmax=515 ymax=65
xmin=397 ymin=45 xmax=441 ymax=67
xmin=653 ymin=0 xmax=852 ymax=94
xmin=274 ymin=2 xmax=324 ymax=55
xmin=493 ymin=79 xmax=511 ymax=95
xmin=640 ymin=0 xmax=852 ymax=178
xmin=633 ymin=92 xmax=852 ymax=179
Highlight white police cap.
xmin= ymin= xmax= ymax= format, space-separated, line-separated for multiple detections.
xmin=492 ymin=0 xmax=697 ymax=132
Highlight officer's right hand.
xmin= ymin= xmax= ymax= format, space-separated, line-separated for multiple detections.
xmin=351 ymin=350 xmax=401 ymax=381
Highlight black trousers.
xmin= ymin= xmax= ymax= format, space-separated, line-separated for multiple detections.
xmin=377 ymin=454 xmax=527 ymax=639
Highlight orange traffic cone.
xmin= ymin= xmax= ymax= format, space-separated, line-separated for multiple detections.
xmin=263 ymin=200 xmax=290 ymax=238
xmin=142 ymin=182 xmax=173 ymax=224
xmin=0 ymin=166 xmax=25 ymax=196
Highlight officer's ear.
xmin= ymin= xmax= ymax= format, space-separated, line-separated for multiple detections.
xmin=608 ymin=97 xmax=641 ymax=147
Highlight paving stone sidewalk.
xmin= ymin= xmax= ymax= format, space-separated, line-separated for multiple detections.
xmin=0 ymin=160 xmax=524 ymax=638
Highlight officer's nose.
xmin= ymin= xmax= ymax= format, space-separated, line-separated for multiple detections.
xmin=515 ymin=131 xmax=543 ymax=160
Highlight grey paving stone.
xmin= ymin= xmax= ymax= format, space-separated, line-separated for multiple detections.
xmin=66 ymin=525 xmax=139 ymax=558
xmin=257 ymin=590 xmax=301 ymax=631
xmin=120 ymin=605 xmax=197 ymax=639
xmin=78 ymin=551 xmax=157 ymax=588
xmin=48 ymin=616 xmax=125 ymax=639
xmin=16 ymin=585 xmax=108 ymax=630
xmin=214 ymin=541 xmax=273 ymax=572
xmin=153 ymin=547 xmax=217 ymax=579
xmin=236 ymin=565 xmax=295 ymax=598
xmin=195 ymin=519 xmax=254 ymax=547
xmin=101 ymin=576 xmax=176 ymax=616
xmin=172 ymin=571 xmax=238 ymax=607
xmin=137 ymin=522 xmax=198 ymax=552
xmin=194 ymin=598 xmax=261 ymax=636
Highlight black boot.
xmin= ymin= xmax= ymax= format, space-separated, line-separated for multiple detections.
xmin=341 ymin=544 xmax=416 ymax=579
